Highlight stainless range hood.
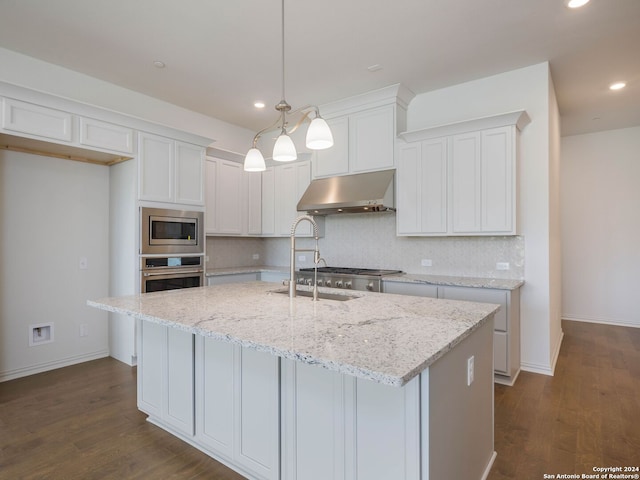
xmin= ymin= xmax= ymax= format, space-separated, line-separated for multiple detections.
xmin=297 ymin=169 xmax=395 ymax=215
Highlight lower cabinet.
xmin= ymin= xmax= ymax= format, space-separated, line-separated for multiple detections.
xmin=382 ymin=281 xmax=521 ymax=385
xmin=280 ymin=360 xmax=420 ymax=480
xmin=195 ymin=336 xmax=280 ymax=480
xmin=137 ymin=319 xmax=195 ymax=436
xmin=207 ymin=272 xmax=259 ymax=286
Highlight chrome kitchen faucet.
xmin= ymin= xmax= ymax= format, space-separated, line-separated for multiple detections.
xmin=289 ymin=215 xmax=321 ymax=300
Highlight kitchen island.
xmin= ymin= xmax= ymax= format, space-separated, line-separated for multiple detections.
xmin=89 ymin=281 xmax=498 ymax=480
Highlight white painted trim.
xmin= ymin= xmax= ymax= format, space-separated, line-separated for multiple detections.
xmin=319 ymin=83 xmax=415 ymax=117
xmin=399 ymin=110 xmax=530 ymax=143
xmin=562 ymin=315 xmax=640 ymax=329
xmin=0 ymin=350 xmax=110 ymax=382
xmin=520 ymin=362 xmax=554 ymax=376
xmin=481 ymin=452 xmax=498 ymax=480
xmin=494 ymin=368 xmax=521 ymax=386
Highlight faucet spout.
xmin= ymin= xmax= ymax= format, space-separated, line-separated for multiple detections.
xmin=290 ymin=215 xmax=320 ymax=300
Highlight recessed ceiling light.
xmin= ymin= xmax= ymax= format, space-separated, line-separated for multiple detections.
xmin=367 ymin=64 xmax=383 ymax=72
xmin=153 ymin=60 xmax=166 ymax=68
xmin=609 ymin=82 xmax=627 ymax=91
xmin=565 ymin=0 xmax=590 ymax=8
xmin=254 ymin=101 xmax=266 ymax=109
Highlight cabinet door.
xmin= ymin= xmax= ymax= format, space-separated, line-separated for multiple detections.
xmin=313 ymin=116 xmax=349 ymax=178
xmin=79 ymin=117 xmax=134 ymax=154
xmin=494 ymin=331 xmax=508 ymax=374
xmin=397 ymin=139 xmax=448 ymax=235
xmin=246 ymin=171 xmax=262 ymax=235
xmin=482 ymin=126 xmax=514 ymax=233
xmin=165 ymin=328 xmax=195 ymax=435
xmin=439 ymin=286 xmax=507 ymax=331
xmin=197 ymin=337 xmax=235 ymax=460
xmin=261 ymin=167 xmax=276 ymax=236
xmin=175 ymin=141 xmax=204 ymax=206
xmin=216 ymin=160 xmax=244 ymax=234
xmin=235 ymin=347 xmax=280 ymax=480
xmin=350 ymin=105 xmax=395 ymax=173
xmin=1 ymin=98 xmax=73 ymax=142
xmin=450 ymin=132 xmax=481 ymax=233
xmin=137 ymin=320 xmax=165 ymax=418
xmin=276 ymin=161 xmax=311 ymax=236
xmin=138 ymin=132 xmax=173 ymax=202
xmin=205 ymin=159 xmax=218 ymax=233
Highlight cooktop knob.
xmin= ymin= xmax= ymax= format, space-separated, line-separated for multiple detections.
xmin=336 ymin=280 xmax=343 ymax=288
xmin=325 ymin=280 xmax=332 ymax=287
xmin=317 ymin=279 xmax=324 ymax=287
xmin=306 ymin=278 xmax=313 ymax=286
xmin=345 ymin=281 xmax=352 ymax=289
xmin=366 ymin=282 xmax=374 ymax=291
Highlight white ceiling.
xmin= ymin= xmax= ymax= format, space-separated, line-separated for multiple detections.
xmin=0 ymin=0 xmax=638 ymax=137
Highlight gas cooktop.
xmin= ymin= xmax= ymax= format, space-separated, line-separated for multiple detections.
xmin=299 ymin=267 xmax=402 ymax=276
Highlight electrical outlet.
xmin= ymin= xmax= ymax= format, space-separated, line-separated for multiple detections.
xmin=467 ymin=356 xmax=475 ymax=386
xmin=298 ymin=255 xmax=306 ymax=262
xmin=252 ymin=253 xmax=260 ymax=260
xmin=496 ymin=262 xmax=510 ymax=271
xmin=79 ymin=324 xmax=89 ymax=337
xmin=79 ymin=257 xmax=88 ymax=270
xmin=205 ymin=255 xmax=210 ymax=262
xmin=421 ymin=259 xmax=433 ymax=267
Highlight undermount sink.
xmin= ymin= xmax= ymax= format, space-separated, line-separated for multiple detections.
xmin=273 ymin=289 xmax=356 ymax=301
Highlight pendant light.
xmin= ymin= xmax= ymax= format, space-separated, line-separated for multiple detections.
xmin=243 ymin=0 xmax=333 ymax=172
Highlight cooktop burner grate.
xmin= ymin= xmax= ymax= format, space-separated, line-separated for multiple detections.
xmin=299 ymin=267 xmax=402 ymax=276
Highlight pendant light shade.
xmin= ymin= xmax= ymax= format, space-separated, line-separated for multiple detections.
xmin=306 ymin=116 xmax=334 ymax=150
xmin=273 ymin=133 xmax=297 ymax=162
xmin=244 ymin=147 xmax=266 ymax=171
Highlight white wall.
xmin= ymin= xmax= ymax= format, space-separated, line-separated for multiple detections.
xmin=0 ymin=150 xmax=110 ymax=381
xmin=406 ymin=62 xmax=560 ymax=374
xmin=561 ymin=126 xmax=640 ymax=328
xmin=0 ymin=47 xmax=254 ymax=154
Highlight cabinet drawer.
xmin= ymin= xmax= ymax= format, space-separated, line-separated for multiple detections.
xmin=494 ymin=331 xmax=508 ymax=374
xmin=207 ymin=273 xmax=259 ymax=285
xmin=382 ymin=281 xmax=438 ymax=298
xmin=439 ymin=286 xmax=507 ymax=332
xmin=79 ymin=117 xmax=134 ymax=154
xmin=2 ymin=98 xmax=72 ymax=142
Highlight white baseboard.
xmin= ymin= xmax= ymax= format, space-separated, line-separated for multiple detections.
xmin=0 ymin=350 xmax=110 ymax=382
xmin=521 ymin=328 xmax=564 ymax=377
xmin=494 ymin=368 xmax=520 ymax=386
xmin=481 ymin=451 xmax=498 ymax=480
xmin=562 ymin=315 xmax=640 ymax=329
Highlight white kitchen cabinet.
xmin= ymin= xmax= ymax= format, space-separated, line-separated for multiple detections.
xmin=398 ymin=111 xmax=528 ymax=236
xmin=261 ymin=160 xmax=319 ymax=237
xmin=79 ymin=117 xmax=134 ymax=154
xmin=1 ymin=97 xmax=73 ymax=142
xmin=312 ymin=105 xmax=395 ymax=178
xmin=137 ymin=319 xmax=195 ymax=436
xmin=381 ymin=280 xmax=521 ymax=384
xmin=138 ymin=132 xmax=204 ymax=206
xmin=396 ymin=138 xmax=448 ymax=235
xmin=312 ymin=116 xmax=349 ymax=178
xmin=207 ymin=272 xmax=259 ymax=285
xmin=205 ymin=158 xmax=244 ymax=235
xmin=196 ymin=337 xmax=280 ymax=480
xmin=280 ymin=359 xmax=420 ymax=480
xmin=247 ymin=170 xmax=263 ymax=234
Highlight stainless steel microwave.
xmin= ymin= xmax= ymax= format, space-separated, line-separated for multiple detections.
xmin=140 ymin=207 xmax=204 ymax=255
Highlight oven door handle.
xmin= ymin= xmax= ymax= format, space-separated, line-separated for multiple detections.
xmin=142 ymin=269 xmax=204 ymax=277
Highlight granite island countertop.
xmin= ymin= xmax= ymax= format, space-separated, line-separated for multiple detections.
xmin=88 ymin=282 xmax=498 ymax=387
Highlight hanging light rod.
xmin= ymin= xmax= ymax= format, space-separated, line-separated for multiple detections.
xmin=244 ymin=0 xmax=333 ymax=172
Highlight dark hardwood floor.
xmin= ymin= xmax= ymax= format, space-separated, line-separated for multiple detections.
xmin=489 ymin=320 xmax=640 ymax=479
xmin=1 ymin=320 xmax=638 ymax=479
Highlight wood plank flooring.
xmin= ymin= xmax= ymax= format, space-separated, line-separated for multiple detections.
xmin=1 ymin=319 xmax=638 ymax=479
xmin=488 ymin=320 xmax=640 ymax=479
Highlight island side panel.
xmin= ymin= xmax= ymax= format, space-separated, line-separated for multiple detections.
xmin=427 ymin=318 xmax=495 ymax=480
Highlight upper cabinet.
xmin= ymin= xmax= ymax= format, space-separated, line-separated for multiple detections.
xmin=262 ymin=160 xmax=322 ymax=237
xmin=397 ymin=111 xmax=529 ymax=237
xmin=2 ymin=97 xmax=73 ymax=142
xmin=312 ymin=84 xmax=414 ymax=179
xmin=138 ymin=132 xmax=204 ymax=206
xmin=205 ymin=157 xmax=261 ymax=236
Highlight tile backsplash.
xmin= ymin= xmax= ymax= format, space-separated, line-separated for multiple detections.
xmin=207 ymin=213 xmax=524 ymax=279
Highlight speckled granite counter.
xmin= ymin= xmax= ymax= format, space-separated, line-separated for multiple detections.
xmin=206 ymin=266 xmax=523 ymax=290
xmin=383 ymin=273 xmax=523 ymax=290
xmin=89 ymin=282 xmax=497 ymax=387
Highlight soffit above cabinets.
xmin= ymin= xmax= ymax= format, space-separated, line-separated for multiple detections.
xmin=0 ymin=132 xmax=133 ymax=166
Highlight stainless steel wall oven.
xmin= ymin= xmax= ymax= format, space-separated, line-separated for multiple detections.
xmin=140 ymin=255 xmax=204 ymax=293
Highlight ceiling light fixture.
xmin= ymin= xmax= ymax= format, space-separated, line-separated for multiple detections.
xmin=565 ymin=0 xmax=590 ymax=8
xmin=243 ymin=0 xmax=333 ymax=172
xmin=153 ymin=60 xmax=166 ymax=68
xmin=609 ymin=81 xmax=627 ymax=91
xmin=254 ymin=101 xmax=266 ymax=109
